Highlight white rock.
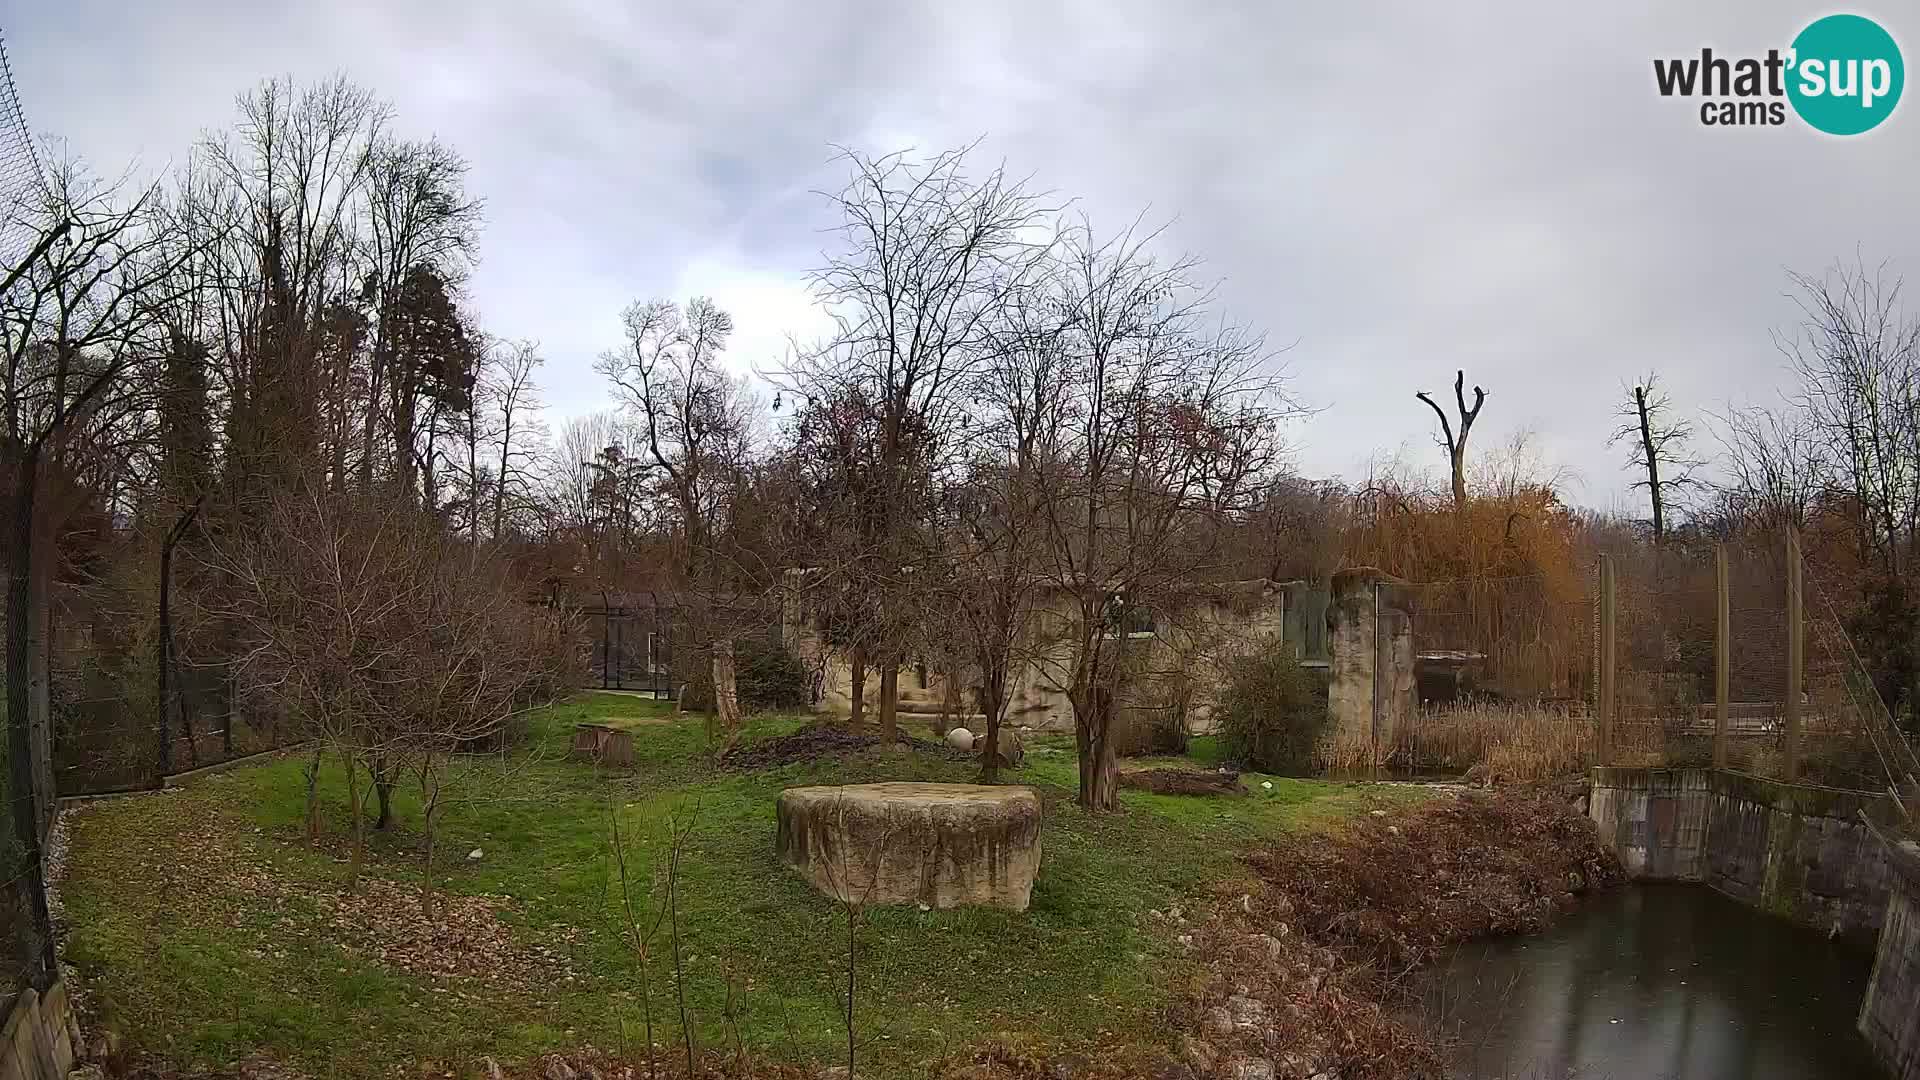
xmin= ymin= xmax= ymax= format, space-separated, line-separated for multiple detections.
xmin=946 ymin=727 xmax=975 ymax=750
xmin=1227 ymin=1058 xmax=1275 ymax=1080
xmin=1224 ymin=993 xmax=1270 ymax=1028
xmin=1260 ymin=780 xmax=1274 ymax=790
xmin=468 ymin=848 xmax=484 ymax=861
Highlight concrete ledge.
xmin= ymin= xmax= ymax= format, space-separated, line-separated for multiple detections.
xmin=1859 ymin=841 xmax=1920 ymax=1079
xmin=1590 ymin=766 xmax=1901 ymax=939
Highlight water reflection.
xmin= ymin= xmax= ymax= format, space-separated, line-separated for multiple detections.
xmin=1419 ymin=885 xmax=1882 ymax=1079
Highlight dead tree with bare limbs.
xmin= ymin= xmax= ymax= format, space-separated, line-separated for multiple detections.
xmin=1416 ymin=370 xmax=1486 ymax=508
xmin=1609 ymin=373 xmax=1701 ymax=544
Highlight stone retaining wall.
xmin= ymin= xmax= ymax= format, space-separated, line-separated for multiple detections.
xmin=1859 ymin=842 xmax=1920 ymax=1079
xmin=1588 ymin=766 xmax=1901 ymax=939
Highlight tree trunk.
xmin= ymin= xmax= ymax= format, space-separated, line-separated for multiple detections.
xmin=711 ymin=638 xmax=742 ymax=744
xmin=1635 ymin=386 xmax=1665 ymax=544
xmin=940 ymin=666 xmax=961 ymax=737
xmin=420 ymin=758 xmax=440 ymax=919
xmin=303 ymin=747 xmax=324 ymax=847
xmin=1076 ymin=686 xmax=1119 ymax=811
xmin=346 ymin=749 xmax=365 ymax=888
xmin=372 ymin=755 xmax=397 ymax=831
xmin=1450 ymin=447 xmax=1468 ymax=510
xmin=878 ymin=664 xmax=899 ymax=745
xmin=158 ymin=448 xmax=210 ymax=777
xmin=26 ymin=487 xmax=53 ymax=831
xmin=979 ymin=662 xmax=1007 ymax=783
xmin=157 ymin=537 xmax=174 ymax=780
xmin=848 ymin=646 xmax=867 ymax=728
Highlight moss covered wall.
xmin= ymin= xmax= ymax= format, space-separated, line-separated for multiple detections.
xmin=1859 ymin=844 xmax=1920 ymax=1080
xmin=1589 ymin=766 xmax=1902 ymax=940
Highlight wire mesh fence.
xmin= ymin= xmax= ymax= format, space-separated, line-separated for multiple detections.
xmin=0 ymin=24 xmax=50 ymax=1007
xmin=1383 ymin=530 xmax=1920 ymax=795
xmin=1392 ymin=572 xmax=1594 ymax=777
xmin=1606 ymin=536 xmax=1919 ymax=792
xmin=0 ymin=30 xmax=45 ymax=275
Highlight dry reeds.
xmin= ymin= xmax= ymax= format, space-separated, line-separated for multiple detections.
xmin=1390 ymin=702 xmax=1593 ymax=782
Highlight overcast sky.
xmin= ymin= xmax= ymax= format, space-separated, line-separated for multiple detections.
xmin=7 ymin=1 xmax=1914 ymax=511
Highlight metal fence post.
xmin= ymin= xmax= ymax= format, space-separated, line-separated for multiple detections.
xmin=1370 ymin=578 xmax=1381 ymax=768
xmin=1786 ymin=527 xmax=1804 ymax=782
xmin=1598 ymin=554 xmax=1616 ymax=766
xmin=1715 ymin=543 xmax=1730 ymax=770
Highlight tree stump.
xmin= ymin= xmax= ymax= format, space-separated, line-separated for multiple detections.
xmin=775 ymin=782 xmax=1042 ymax=911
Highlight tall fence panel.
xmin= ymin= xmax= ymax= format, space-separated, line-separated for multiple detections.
xmin=1394 ymin=572 xmax=1594 ymax=777
xmin=1385 ymin=527 xmax=1920 ymax=796
xmin=1599 ymin=533 xmax=1918 ymax=794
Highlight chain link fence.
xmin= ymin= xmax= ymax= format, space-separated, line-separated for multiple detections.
xmin=1384 ymin=528 xmax=1920 ymax=797
xmin=1604 ymin=535 xmax=1919 ymax=792
xmin=0 ymin=24 xmax=51 ymax=1007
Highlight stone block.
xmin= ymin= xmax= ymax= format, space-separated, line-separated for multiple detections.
xmin=776 ymin=782 xmax=1041 ymax=911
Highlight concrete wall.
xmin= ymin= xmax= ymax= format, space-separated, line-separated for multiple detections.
xmin=1589 ymin=767 xmax=1903 ymax=939
xmin=782 ymin=572 xmax=1421 ymax=755
xmin=1860 ymin=841 xmax=1920 ymax=1080
xmin=785 ymin=578 xmax=1309 ymax=739
xmin=1325 ymin=569 xmax=1415 ymax=764
xmin=0 ymin=980 xmax=78 ymax=1080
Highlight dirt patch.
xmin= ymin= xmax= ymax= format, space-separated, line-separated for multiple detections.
xmin=237 ymin=867 xmax=583 ymax=988
xmin=67 ymin=791 xmax=580 ymax=995
xmin=121 ymin=1054 xmax=316 ymax=1079
xmin=719 ymin=723 xmax=966 ymax=770
xmin=1119 ymin=767 xmax=1244 ymax=796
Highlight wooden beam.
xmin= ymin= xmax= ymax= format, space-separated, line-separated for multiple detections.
xmin=1599 ymin=554 xmax=1616 ymax=766
xmin=1785 ymin=527 xmax=1804 ymax=783
xmin=1715 ymin=543 xmax=1730 ymax=770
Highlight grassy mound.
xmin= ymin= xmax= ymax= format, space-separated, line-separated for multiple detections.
xmin=60 ymin=694 xmax=1406 ymax=1080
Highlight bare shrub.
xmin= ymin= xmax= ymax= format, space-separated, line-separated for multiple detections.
xmin=1215 ymin=639 xmax=1327 ymax=775
xmin=202 ymin=484 xmax=555 ymax=891
xmin=1397 ymin=703 xmax=1592 ymax=782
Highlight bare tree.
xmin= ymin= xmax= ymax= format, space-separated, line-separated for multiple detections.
xmin=1034 ymin=219 xmax=1293 ymax=810
xmin=939 ymin=273 xmax=1071 ymax=778
xmin=482 ymin=338 xmax=546 ymax=543
xmin=1779 ymin=260 xmax=1920 ymax=577
xmin=780 ymin=145 xmax=1056 ymax=743
xmin=1711 ymin=401 xmax=1826 ymax=531
xmin=200 ymin=76 xmax=387 ymax=496
xmin=1609 ymin=374 xmax=1701 ymax=544
xmin=3 ymin=156 xmax=194 ymax=985
xmin=201 ymin=483 xmax=546 ymax=885
xmin=595 ymin=297 xmax=758 ymax=740
xmin=360 ymin=134 xmax=481 ymax=495
xmin=1416 ymin=369 xmax=1486 ymax=509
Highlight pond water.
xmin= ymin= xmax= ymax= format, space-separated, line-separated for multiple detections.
xmin=1417 ymin=885 xmax=1884 ymax=1080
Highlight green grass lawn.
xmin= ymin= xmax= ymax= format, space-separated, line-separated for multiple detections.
xmin=60 ymin=694 xmax=1414 ymax=1079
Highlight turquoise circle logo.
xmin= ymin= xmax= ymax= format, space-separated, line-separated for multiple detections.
xmin=1788 ymin=14 xmax=1904 ymax=134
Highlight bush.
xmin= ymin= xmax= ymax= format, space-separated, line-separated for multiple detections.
xmin=680 ymin=635 xmax=809 ymax=715
xmin=737 ymin=636 xmax=808 ymax=713
xmin=1216 ymin=639 xmax=1327 ymax=775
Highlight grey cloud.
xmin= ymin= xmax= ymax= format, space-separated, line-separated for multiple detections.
xmin=8 ymin=0 xmax=1915 ymax=507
